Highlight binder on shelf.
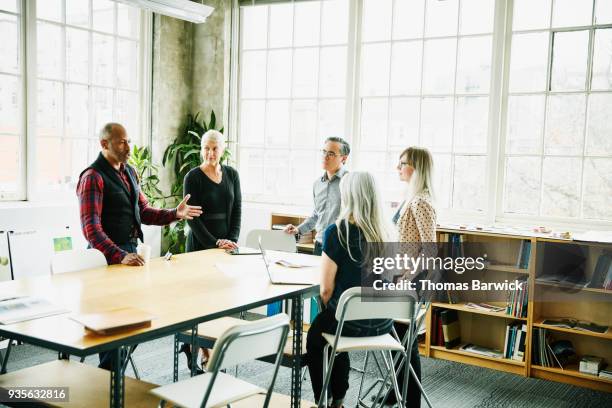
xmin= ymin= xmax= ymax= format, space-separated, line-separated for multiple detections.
xmin=440 ymin=309 xmax=460 ymax=349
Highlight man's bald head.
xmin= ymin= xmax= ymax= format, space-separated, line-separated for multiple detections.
xmin=99 ymin=123 xmax=126 ymax=142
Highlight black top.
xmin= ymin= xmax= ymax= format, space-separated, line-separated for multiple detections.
xmin=183 ymin=165 xmax=242 ymax=251
xmin=80 ymin=153 xmax=142 ymax=244
xmin=322 ymin=222 xmax=393 ymax=335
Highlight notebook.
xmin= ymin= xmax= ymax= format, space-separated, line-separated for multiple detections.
xmin=70 ymin=307 xmax=154 ymax=335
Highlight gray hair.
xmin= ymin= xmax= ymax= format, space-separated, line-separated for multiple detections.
xmin=201 ymin=129 xmax=226 ymax=149
xmin=325 ymin=136 xmax=350 ymax=156
xmin=99 ymin=122 xmax=124 ymax=141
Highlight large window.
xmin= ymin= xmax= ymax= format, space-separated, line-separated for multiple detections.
xmin=0 ymin=0 xmax=148 ymax=201
xmin=503 ymin=0 xmax=612 ymax=222
xmin=234 ymin=0 xmax=612 ymax=226
xmin=0 ymin=1 xmax=23 ymax=200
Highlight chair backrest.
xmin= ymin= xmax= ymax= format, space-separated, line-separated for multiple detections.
xmin=335 ymin=287 xmax=416 ymax=322
xmin=245 ymin=229 xmax=296 ymax=253
xmin=207 ymin=313 xmax=290 ymax=371
xmin=50 ymin=248 xmax=107 ymax=274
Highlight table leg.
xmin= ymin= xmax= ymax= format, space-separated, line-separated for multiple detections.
xmin=1 ymin=339 xmax=12 ymax=374
xmin=190 ymin=325 xmax=198 ymax=377
xmin=173 ymin=334 xmax=179 ymax=382
xmin=291 ymin=295 xmax=304 ymax=408
xmin=110 ymin=347 xmax=125 ymax=408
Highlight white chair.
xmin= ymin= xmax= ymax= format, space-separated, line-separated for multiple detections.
xmin=246 ymin=229 xmax=296 ymax=253
xmin=152 ymin=314 xmax=291 ymax=408
xmin=50 ymin=248 xmax=107 ymax=274
xmin=318 ymin=287 xmax=423 ymax=408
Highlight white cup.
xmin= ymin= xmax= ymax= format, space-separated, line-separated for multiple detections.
xmin=137 ymin=243 xmax=152 ymax=263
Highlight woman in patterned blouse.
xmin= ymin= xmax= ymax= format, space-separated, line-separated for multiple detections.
xmin=385 ymin=146 xmax=437 ymax=407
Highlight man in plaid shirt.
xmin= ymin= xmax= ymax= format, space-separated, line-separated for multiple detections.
xmin=77 ymin=123 xmax=202 ymax=266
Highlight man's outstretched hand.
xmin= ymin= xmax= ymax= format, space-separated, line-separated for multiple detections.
xmin=176 ymin=194 xmax=203 ymax=220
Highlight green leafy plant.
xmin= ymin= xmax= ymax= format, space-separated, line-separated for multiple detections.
xmin=159 ymin=111 xmax=229 ymax=253
xmin=128 ymin=145 xmax=166 ymax=207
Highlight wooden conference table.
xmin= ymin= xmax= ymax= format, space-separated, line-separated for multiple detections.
xmin=0 ymin=249 xmax=320 ymax=408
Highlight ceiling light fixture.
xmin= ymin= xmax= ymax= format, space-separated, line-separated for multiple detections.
xmin=115 ymin=0 xmax=214 ymax=24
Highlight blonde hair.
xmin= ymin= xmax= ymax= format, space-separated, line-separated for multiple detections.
xmin=201 ymin=129 xmax=226 ymax=149
xmin=401 ymin=146 xmax=434 ymax=200
xmin=336 ymin=172 xmax=392 ymax=262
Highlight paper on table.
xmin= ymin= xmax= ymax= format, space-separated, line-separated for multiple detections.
xmin=0 ymin=296 xmax=69 ymax=325
xmin=573 ymin=231 xmax=612 ymax=244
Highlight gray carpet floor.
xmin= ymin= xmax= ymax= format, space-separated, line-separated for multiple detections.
xmin=2 ymin=335 xmax=611 ymax=408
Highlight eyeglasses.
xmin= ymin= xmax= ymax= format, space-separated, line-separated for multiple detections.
xmin=321 ymin=149 xmax=342 ymax=158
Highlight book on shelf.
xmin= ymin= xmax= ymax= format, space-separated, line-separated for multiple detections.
xmin=532 ymin=328 xmax=576 ymax=369
xmin=440 ymin=309 xmax=461 ymax=349
xmin=503 ymin=322 xmax=527 ymax=361
xmin=505 ymin=276 xmax=528 ymax=318
xmin=271 ymin=223 xmax=288 ymax=231
xmin=516 ymin=240 xmax=531 ymax=269
xmin=599 ymin=368 xmax=612 ymax=379
xmin=465 ymin=302 xmax=505 ymax=312
xmin=460 ymin=343 xmax=503 ymax=359
xmin=541 ymin=318 xmax=608 ymax=334
xmin=587 ymin=252 xmax=612 ymax=289
xmin=579 ymin=355 xmax=604 ymax=376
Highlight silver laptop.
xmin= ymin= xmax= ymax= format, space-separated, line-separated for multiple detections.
xmin=258 ymin=238 xmax=317 ymax=285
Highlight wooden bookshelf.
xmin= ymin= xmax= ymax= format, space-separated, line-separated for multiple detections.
xmin=423 ymin=228 xmax=612 ymax=392
xmin=270 ymin=213 xmax=315 ymax=254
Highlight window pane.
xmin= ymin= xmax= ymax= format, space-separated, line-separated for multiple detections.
xmin=93 ymin=0 xmax=115 ymax=33
xmin=504 ymin=157 xmax=541 ymax=215
xmin=360 ymin=43 xmax=391 ymax=96
xmin=37 ymin=0 xmax=62 ymax=22
xmin=266 ymin=49 xmax=291 ymax=98
xmin=240 ymin=51 xmax=266 ymax=98
xmin=264 ymin=150 xmax=290 ymax=195
xmin=360 ymin=98 xmax=388 ymax=150
xmin=36 ymin=136 xmax=65 ymax=188
xmin=291 ymin=100 xmax=317 ymax=148
xmin=321 ymin=0 xmax=348 ymax=45
xmin=92 ymin=86 xmax=113 ymax=133
xmin=460 ymin=0 xmax=494 ymax=35
xmin=294 ymin=1 xmax=320 ymax=46
xmin=432 ymin=153 xmax=451 ymax=208
xmin=319 ymin=46 xmax=346 ymax=97
xmin=67 ymin=0 xmax=90 ymax=28
xmin=422 ymin=39 xmax=456 ymax=95
xmin=544 ymin=94 xmax=586 ymax=155
xmin=389 ymin=97 xmax=419 ymax=148
xmin=37 ymin=22 xmax=63 ymax=79
xmin=317 ymin=99 xmax=344 ymax=143
xmin=0 ymin=74 xmax=19 ymax=133
xmin=541 ymin=157 xmax=581 ymax=217
xmin=393 ymin=0 xmax=424 ymax=40
xmin=506 ymin=95 xmax=545 ymax=154
xmin=289 ymin=150 xmax=317 ymax=199
xmin=0 ymin=134 xmax=21 ymax=197
xmin=65 ymin=84 xmax=89 ymax=139
xmin=269 ymin=3 xmax=292 ymax=48
xmin=240 ymin=100 xmax=265 ymax=145
xmin=513 ymin=0 xmax=551 ymax=31
xmin=509 ymin=32 xmax=549 ymax=92
xmin=552 ymin=0 xmax=593 ymax=28
xmin=453 ymin=155 xmax=486 ymax=211
xmin=420 ymin=97 xmax=453 ymax=152
xmin=362 ymin=0 xmax=392 ymax=42
xmin=93 ymin=33 xmax=114 ymax=86
xmin=454 ymin=96 xmax=488 ymax=154
xmin=0 ymin=1 xmax=17 ymax=13
xmin=595 ymin=0 xmax=612 ymax=24
xmin=456 ymin=36 xmax=492 ymax=94
xmin=425 ymin=0 xmax=458 ymax=38
xmin=241 ymin=6 xmax=267 ymax=50
xmin=265 ymin=100 xmax=290 ymax=146
xmin=586 ymin=93 xmax=612 ymax=155
xmin=390 ymin=41 xmax=422 ymax=95
xmin=117 ymin=39 xmax=138 ymax=89
xmin=292 ymin=48 xmax=319 ymax=98
xmin=37 ymin=80 xmax=63 ymax=137
xmin=583 ymin=158 xmax=612 ymax=220
xmin=117 ymin=3 xmax=139 ymax=38
xmin=0 ymin=14 xmax=19 ymax=74
xmin=66 ymin=28 xmax=89 ymax=83
xmin=115 ymin=90 xmax=138 ymax=139
xmin=239 ymin=148 xmax=264 ymax=195
xmin=591 ymin=28 xmax=612 ymax=90
xmin=550 ymin=30 xmax=589 ymax=91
